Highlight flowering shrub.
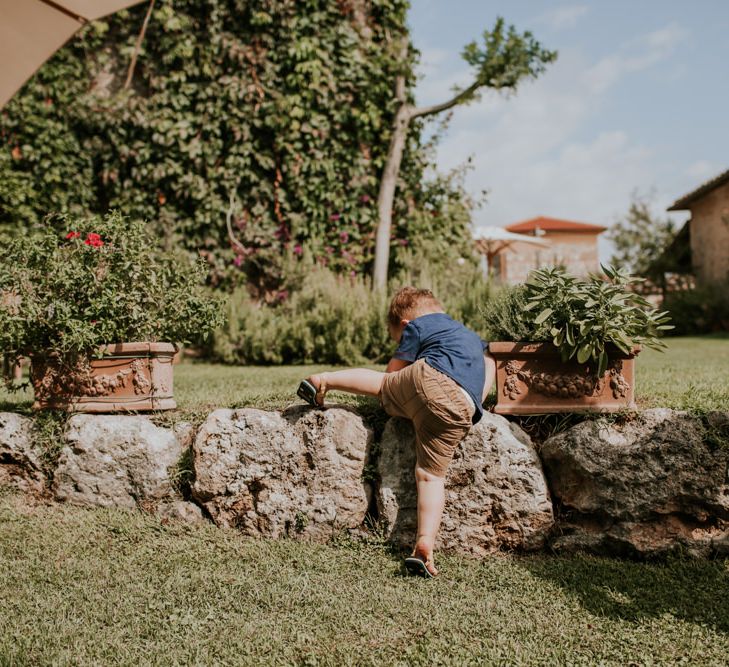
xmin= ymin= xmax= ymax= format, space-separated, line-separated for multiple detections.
xmin=0 ymin=211 xmax=224 ymax=367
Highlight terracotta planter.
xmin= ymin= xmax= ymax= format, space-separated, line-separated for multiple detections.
xmin=489 ymin=342 xmax=639 ymax=415
xmin=31 ymin=342 xmax=176 ymax=413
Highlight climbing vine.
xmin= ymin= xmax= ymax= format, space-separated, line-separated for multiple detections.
xmin=0 ymin=0 xmax=474 ymax=294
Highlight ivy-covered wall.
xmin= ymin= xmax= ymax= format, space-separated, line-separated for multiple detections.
xmin=0 ymin=0 xmax=474 ymax=293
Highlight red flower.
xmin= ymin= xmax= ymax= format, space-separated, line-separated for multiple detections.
xmin=84 ymin=233 xmax=104 ymax=247
xmin=65 ymin=231 xmax=80 ymax=240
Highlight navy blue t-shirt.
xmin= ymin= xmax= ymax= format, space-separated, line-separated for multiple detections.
xmin=393 ymin=312 xmax=488 ymax=424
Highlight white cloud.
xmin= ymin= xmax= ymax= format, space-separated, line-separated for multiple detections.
xmin=584 ymin=23 xmax=688 ymax=94
xmin=539 ymin=4 xmax=589 ymax=30
xmin=412 ymin=21 xmax=693 ymax=261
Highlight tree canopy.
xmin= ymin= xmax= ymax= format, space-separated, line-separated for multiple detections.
xmin=607 ymin=195 xmax=677 ymax=283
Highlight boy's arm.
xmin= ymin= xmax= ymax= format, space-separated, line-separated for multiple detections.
xmin=385 ymin=357 xmax=411 ymax=373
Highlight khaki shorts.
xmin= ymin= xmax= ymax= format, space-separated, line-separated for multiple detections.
xmin=379 ymin=358 xmax=474 ymax=477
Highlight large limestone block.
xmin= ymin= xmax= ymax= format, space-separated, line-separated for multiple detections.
xmin=0 ymin=412 xmax=45 ymax=493
xmin=53 ymin=415 xmax=185 ymax=509
xmin=192 ymin=407 xmax=371 ymax=540
xmin=541 ymin=409 xmax=729 ymax=557
xmin=377 ymin=413 xmax=554 ymax=556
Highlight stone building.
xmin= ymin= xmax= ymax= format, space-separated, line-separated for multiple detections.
xmin=502 ymin=216 xmax=606 ymax=284
xmin=668 ymin=168 xmax=729 ymax=285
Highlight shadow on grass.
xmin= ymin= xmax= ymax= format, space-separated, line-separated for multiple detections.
xmin=0 ymin=400 xmax=32 ymax=414
xmin=518 ymin=554 xmax=729 ymax=634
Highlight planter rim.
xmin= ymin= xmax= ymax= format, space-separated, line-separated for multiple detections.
xmin=488 ymin=341 xmax=641 ymax=357
xmin=99 ymin=342 xmax=177 ymax=356
xmin=29 ymin=342 xmax=177 ymax=359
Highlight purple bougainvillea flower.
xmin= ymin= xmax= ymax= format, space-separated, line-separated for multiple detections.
xmin=233 ymin=255 xmax=243 ymax=267
xmin=293 ymin=244 xmax=303 ymax=255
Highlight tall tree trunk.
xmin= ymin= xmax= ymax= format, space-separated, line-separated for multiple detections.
xmin=373 ymin=101 xmax=410 ymax=290
xmin=372 ymin=56 xmax=479 ymax=290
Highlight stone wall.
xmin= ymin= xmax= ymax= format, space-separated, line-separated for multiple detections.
xmin=1 ymin=406 xmax=727 ymax=559
xmin=505 ymin=231 xmax=602 ymax=284
xmin=688 ymin=180 xmax=729 ymax=284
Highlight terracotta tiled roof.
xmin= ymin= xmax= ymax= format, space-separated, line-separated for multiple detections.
xmin=505 ymin=216 xmax=607 ymax=234
xmin=668 ymin=168 xmax=729 ymax=210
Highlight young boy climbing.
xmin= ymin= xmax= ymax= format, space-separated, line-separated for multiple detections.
xmin=299 ymin=287 xmax=496 ymax=578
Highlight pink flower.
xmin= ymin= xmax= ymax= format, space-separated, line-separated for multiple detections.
xmin=339 ymin=231 xmax=349 ymax=243
xmin=359 ymin=195 xmax=371 ymax=204
xmin=330 ymin=213 xmax=341 ymax=222
xmin=399 ymin=238 xmax=409 ymax=246
xmin=233 ymin=255 xmax=243 ymax=267
xmin=325 ymin=246 xmax=334 ymax=254
xmin=293 ymin=244 xmax=303 ymax=256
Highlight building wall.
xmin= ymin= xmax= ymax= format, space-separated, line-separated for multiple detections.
xmin=689 ymin=180 xmax=729 ymax=284
xmin=504 ymin=231 xmax=602 ymax=283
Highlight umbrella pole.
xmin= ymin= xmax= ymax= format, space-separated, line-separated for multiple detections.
xmin=124 ymin=0 xmax=156 ymax=90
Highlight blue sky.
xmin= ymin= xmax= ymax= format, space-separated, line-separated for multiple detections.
xmin=408 ymin=0 xmax=729 ymax=259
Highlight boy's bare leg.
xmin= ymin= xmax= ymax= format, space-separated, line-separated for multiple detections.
xmin=412 ymin=465 xmax=445 ymax=576
xmin=482 ymin=352 xmax=496 ymax=403
xmin=306 ymin=369 xmax=385 ymax=403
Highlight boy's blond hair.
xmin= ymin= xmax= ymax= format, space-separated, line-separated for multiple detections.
xmin=387 ymin=287 xmax=444 ymax=327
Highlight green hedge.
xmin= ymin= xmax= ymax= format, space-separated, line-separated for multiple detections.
xmin=663 ymin=281 xmax=729 ymax=335
xmin=210 ymin=257 xmax=493 ymax=365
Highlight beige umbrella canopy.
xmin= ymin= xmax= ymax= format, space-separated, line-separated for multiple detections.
xmin=0 ymin=0 xmax=146 ymax=108
xmin=474 ymin=225 xmax=550 ymax=263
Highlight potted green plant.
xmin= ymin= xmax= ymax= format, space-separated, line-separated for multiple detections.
xmin=483 ymin=265 xmax=672 ymax=415
xmin=0 ymin=212 xmax=224 ymax=412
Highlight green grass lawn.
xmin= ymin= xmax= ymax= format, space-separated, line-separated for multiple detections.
xmin=1 ymin=336 xmax=727 ymax=664
xmin=2 ymin=335 xmax=728 ymax=417
xmin=1 ymin=488 xmax=727 ymax=666
xmin=634 ymin=334 xmax=729 ymax=411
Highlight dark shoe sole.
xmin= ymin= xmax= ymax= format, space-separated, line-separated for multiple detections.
xmin=404 ymin=557 xmax=434 ymax=579
xmin=297 ymin=380 xmax=318 ymax=407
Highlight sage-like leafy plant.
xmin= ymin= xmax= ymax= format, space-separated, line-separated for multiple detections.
xmin=523 ymin=265 xmax=673 ymax=376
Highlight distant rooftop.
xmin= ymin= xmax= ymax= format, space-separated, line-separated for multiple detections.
xmin=668 ymin=168 xmax=729 ymax=210
xmin=505 ymin=216 xmax=607 ymax=234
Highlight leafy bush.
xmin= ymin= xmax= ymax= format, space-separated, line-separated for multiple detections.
xmin=481 ymin=284 xmax=532 ymax=342
xmin=211 ymin=257 xmax=495 ymax=365
xmin=211 ymin=266 xmax=390 ymax=365
xmin=483 ymin=266 xmax=673 ymax=375
xmin=0 ymin=212 xmax=224 ymax=364
xmin=662 ymin=281 xmax=729 ymax=335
